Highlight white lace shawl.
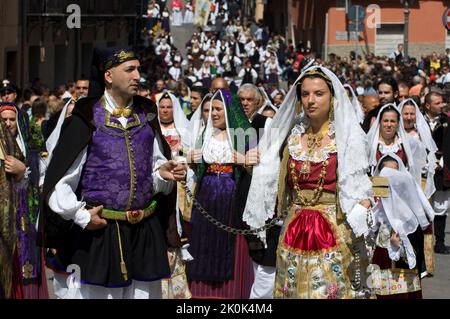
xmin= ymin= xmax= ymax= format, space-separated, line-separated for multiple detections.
xmin=398 ymin=98 xmax=437 ymax=198
xmin=243 ymin=65 xmax=372 ymax=245
xmin=373 ymin=153 xmax=434 ymax=269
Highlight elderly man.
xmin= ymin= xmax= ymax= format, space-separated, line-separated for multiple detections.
xmin=235 ymin=83 xmax=280 ymax=299
xmin=40 ymin=48 xmax=187 ymax=299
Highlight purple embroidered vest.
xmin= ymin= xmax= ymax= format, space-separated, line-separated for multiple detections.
xmin=80 ymin=99 xmax=154 ymax=210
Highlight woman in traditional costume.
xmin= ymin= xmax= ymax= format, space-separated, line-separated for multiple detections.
xmin=156 ymin=92 xmax=192 ymax=299
xmin=370 ymin=153 xmax=434 ymax=298
xmin=399 ymin=98 xmax=438 ymax=277
xmin=183 ymin=0 xmax=194 ymax=24
xmin=0 ymin=103 xmax=48 ymax=299
xmin=367 ymin=103 xmax=426 ymax=181
xmin=186 ymin=89 xmax=254 ymax=298
xmin=0 ymin=120 xmax=20 ymax=298
xmin=243 ymin=66 xmax=374 ymax=299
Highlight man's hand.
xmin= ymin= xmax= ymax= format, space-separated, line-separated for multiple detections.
xmin=159 ymin=160 xmax=187 ymax=182
xmin=4 ymin=155 xmax=26 ymax=181
xmin=86 ymin=205 xmax=108 ymax=231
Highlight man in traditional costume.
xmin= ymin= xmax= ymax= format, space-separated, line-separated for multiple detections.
xmin=39 ymin=48 xmax=186 ymax=299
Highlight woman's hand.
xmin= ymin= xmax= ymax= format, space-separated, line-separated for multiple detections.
xmin=245 ymin=148 xmax=260 ymax=166
xmin=232 ymin=150 xmax=246 ymax=165
xmin=188 ymin=149 xmax=203 ymax=165
xmin=359 ymin=199 xmax=372 ymax=209
xmin=4 ymin=155 xmax=26 ymax=181
xmin=390 ymin=232 xmax=401 ymax=248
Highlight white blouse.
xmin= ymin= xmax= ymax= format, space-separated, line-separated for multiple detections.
xmin=203 ymin=136 xmax=233 ymax=164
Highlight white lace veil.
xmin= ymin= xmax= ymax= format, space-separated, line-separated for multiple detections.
xmin=398 ymin=98 xmax=437 ymax=198
xmin=243 ymin=65 xmax=372 ymax=245
xmin=343 ymin=84 xmax=364 ymax=124
xmin=374 ymin=152 xmax=434 ymax=269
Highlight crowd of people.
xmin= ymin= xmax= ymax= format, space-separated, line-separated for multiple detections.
xmin=1 ymin=0 xmax=450 ymax=300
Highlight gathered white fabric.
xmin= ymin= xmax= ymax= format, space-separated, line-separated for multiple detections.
xmin=343 ymin=84 xmax=364 ymax=124
xmin=367 ymin=103 xmax=426 ymax=185
xmin=398 ymin=98 xmax=437 ymax=198
xmin=243 ymin=65 xmax=372 ymax=245
xmin=373 ymin=153 xmax=434 ymax=269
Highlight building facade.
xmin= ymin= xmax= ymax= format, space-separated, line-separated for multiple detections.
xmin=259 ymin=0 xmax=450 ymax=59
xmin=1 ymin=0 xmax=140 ymax=90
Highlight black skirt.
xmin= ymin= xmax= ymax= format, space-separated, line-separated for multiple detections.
xmin=48 ymin=215 xmax=170 ymax=288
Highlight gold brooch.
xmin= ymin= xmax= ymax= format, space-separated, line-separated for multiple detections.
xmin=112 ymin=108 xmax=132 ymax=118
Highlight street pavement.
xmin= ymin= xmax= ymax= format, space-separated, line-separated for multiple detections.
xmin=421 ymin=216 xmax=450 ymax=299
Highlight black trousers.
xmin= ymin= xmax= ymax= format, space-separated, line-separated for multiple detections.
xmin=434 ymin=215 xmax=447 ymax=247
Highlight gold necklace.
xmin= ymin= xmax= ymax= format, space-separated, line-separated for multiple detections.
xmin=300 ymin=121 xmax=329 ymax=175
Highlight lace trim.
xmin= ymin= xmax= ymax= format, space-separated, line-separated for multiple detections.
xmin=288 ymin=124 xmax=337 ymax=162
xmin=378 ymin=138 xmax=402 ymax=155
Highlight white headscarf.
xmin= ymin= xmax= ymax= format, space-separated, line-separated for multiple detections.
xmin=201 ymin=89 xmax=233 ymax=153
xmin=45 ymin=98 xmax=73 ymax=164
xmin=343 ymin=84 xmax=364 ymax=124
xmin=243 ymin=65 xmax=372 ymax=244
xmin=156 ymin=91 xmax=191 ymax=150
xmin=373 ymin=153 xmax=434 ymax=269
xmin=398 ymin=98 xmax=437 ymax=198
xmin=257 ymin=87 xmax=278 ymax=114
xmin=367 ymin=103 xmax=425 ymax=185
xmin=188 ymin=93 xmax=212 ymax=150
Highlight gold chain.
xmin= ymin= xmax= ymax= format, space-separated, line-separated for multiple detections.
xmin=292 ymin=159 xmax=329 ymax=206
